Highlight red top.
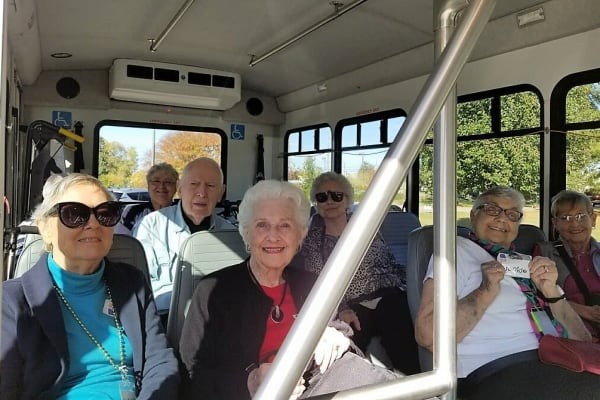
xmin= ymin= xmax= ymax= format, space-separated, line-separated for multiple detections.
xmin=258 ymin=283 xmax=297 ymax=363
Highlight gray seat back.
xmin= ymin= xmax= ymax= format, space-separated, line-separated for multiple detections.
xmin=13 ymin=234 xmax=45 ymax=278
xmin=379 ymin=211 xmax=421 ymax=269
xmin=406 ymin=223 xmax=546 ymax=371
xmin=513 ymin=224 xmax=547 ymax=254
xmin=406 ymin=225 xmax=436 ymax=372
xmin=12 ymin=234 xmax=150 ymax=286
xmin=167 ymin=229 xmax=247 ymax=351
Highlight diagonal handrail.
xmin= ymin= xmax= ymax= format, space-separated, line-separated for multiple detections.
xmin=254 ymin=0 xmax=497 ymax=398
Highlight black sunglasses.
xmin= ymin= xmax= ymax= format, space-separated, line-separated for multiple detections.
xmin=315 ymin=191 xmax=345 ymax=203
xmin=47 ymin=201 xmax=122 ymax=228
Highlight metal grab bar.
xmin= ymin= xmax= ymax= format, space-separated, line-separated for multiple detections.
xmin=254 ymin=0 xmax=497 ymax=399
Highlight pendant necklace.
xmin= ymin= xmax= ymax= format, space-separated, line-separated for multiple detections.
xmin=247 ymin=261 xmax=288 ymax=324
xmin=53 ymin=279 xmax=136 ymax=400
xmin=270 ymin=282 xmax=287 ymax=323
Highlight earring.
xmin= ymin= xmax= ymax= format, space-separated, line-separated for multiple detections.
xmin=245 ymin=244 xmax=251 ymax=253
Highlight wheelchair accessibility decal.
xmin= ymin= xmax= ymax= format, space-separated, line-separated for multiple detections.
xmin=230 ymin=124 xmax=245 ymax=140
xmin=52 ymin=111 xmax=72 ymax=129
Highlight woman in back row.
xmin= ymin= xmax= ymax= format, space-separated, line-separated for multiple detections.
xmin=291 ymin=172 xmax=419 ymax=374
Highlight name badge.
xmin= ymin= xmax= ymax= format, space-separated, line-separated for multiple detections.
xmin=103 ymin=299 xmax=115 ymax=317
xmin=497 ymin=252 xmax=531 ymax=278
xmin=120 ymin=379 xmax=136 ymax=400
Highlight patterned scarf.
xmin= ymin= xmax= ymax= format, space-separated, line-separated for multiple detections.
xmin=468 ymin=232 xmax=566 ymax=339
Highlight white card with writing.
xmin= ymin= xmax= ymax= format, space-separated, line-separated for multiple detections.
xmin=497 ymin=252 xmax=532 ymax=278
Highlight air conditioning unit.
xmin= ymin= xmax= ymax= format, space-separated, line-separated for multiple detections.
xmin=109 ymin=59 xmax=241 ymax=110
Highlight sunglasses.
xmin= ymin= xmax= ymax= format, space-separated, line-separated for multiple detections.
xmin=315 ymin=191 xmax=345 ymax=203
xmin=47 ymin=201 xmax=122 ymax=228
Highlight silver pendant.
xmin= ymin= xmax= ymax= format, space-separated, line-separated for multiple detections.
xmin=271 ymin=305 xmax=284 ymax=323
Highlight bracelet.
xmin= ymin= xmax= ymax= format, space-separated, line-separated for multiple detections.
xmin=539 ymin=293 xmax=566 ymax=303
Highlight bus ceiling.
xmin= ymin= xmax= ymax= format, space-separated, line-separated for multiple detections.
xmin=7 ymin=0 xmax=600 ymax=110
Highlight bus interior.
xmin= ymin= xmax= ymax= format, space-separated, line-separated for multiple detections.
xmin=2 ymin=0 xmax=600 ymax=398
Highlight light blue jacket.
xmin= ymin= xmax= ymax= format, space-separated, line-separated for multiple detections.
xmin=133 ymin=202 xmax=234 ymax=311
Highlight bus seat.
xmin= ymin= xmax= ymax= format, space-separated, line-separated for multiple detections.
xmin=513 ymin=224 xmax=546 ymax=254
xmin=406 ymin=223 xmax=547 ymax=372
xmin=166 ymin=229 xmax=246 ymax=351
xmin=106 ymin=234 xmax=151 ymax=286
xmin=12 ymin=234 xmax=150 ymax=286
xmin=406 ymin=225 xmax=435 ymax=372
xmin=12 ymin=234 xmax=45 ymax=278
xmin=379 ymin=211 xmax=421 ymax=270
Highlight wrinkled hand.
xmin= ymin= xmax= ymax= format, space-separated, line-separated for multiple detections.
xmin=313 ymin=326 xmax=351 ymax=374
xmin=480 ymin=260 xmax=504 ymax=294
xmin=529 ymin=256 xmax=558 ymax=295
xmin=338 ymin=309 xmax=361 ymax=331
xmin=248 ymin=363 xmax=306 ymax=399
xmin=581 ymin=304 xmax=600 ymax=324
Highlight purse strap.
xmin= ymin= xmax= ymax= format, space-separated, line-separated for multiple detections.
xmin=554 ymin=241 xmax=592 ymax=305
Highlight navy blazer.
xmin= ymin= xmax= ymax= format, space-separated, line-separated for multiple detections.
xmin=1 ymin=256 xmax=180 ymax=400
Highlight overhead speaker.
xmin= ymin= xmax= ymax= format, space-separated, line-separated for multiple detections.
xmin=246 ymin=97 xmax=263 ymax=116
xmin=56 ymin=77 xmax=80 ymax=99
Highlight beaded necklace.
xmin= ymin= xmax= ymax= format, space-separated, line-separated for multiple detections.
xmin=53 ymin=280 xmax=129 ymax=380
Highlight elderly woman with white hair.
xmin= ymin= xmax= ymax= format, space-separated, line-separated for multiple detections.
xmin=179 ymin=180 xmax=350 ymax=400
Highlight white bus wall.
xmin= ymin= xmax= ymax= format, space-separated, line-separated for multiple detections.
xmin=277 ymin=27 xmax=600 ymax=165
xmin=21 ymin=71 xmax=284 ymax=201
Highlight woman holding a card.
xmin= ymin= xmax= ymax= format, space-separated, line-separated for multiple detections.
xmin=415 ymin=186 xmax=598 ymax=399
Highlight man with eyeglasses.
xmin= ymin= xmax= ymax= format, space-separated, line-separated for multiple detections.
xmin=134 ymin=157 xmax=234 ymax=313
xmin=115 ymin=162 xmax=179 ymax=235
xmin=535 ymin=190 xmax=600 ymax=340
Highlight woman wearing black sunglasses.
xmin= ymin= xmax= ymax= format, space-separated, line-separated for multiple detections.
xmin=291 ymin=172 xmax=420 ymax=375
xmin=0 ymin=173 xmax=179 ymax=399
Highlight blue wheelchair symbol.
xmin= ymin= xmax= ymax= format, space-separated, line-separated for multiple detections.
xmin=231 ymin=124 xmax=245 ymax=140
xmin=52 ymin=111 xmax=72 ymax=129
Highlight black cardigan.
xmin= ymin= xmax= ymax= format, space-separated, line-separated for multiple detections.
xmin=179 ymin=260 xmax=317 ymax=400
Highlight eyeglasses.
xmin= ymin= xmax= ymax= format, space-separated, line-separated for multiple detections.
xmin=556 ymin=213 xmax=590 ymax=223
xmin=47 ymin=201 xmax=122 ymax=228
xmin=315 ymin=191 xmax=344 ymax=203
xmin=149 ymin=180 xmax=176 ymax=187
xmin=476 ymin=203 xmax=523 ymax=222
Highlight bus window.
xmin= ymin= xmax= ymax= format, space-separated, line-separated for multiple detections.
xmin=419 ymin=85 xmax=543 ymax=227
xmin=95 ymin=121 xmax=226 ymax=193
xmin=336 ymin=110 xmax=408 ymax=209
xmin=562 ymin=79 xmax=600 ymax=238
xmin=284 ymin=124 xmax=332 ymax=197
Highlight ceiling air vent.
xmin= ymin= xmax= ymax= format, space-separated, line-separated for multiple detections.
xmin=109 ymin=59 xmax=241 ymax=110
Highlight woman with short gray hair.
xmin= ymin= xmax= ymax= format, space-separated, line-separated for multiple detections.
xmin=1 ymin=173 xmax=180 ymax=399
xmin=534 ymin=189 xmax=600 ymax=339
xmin=292 ymin=171 xmax=419 ymax=374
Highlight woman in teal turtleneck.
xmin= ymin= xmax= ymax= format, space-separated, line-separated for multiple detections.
xmin=1 ymin=173 xmax=179 ymax=399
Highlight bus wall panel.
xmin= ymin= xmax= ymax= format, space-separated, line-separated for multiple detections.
xmin=280 ymin=27 xmax=600 ymax=138
xmin=22 ymin=105 xmax=276 ymax=201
